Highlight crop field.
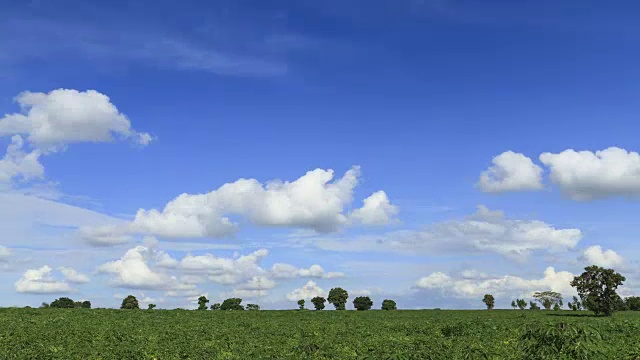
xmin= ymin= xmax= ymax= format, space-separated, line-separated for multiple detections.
xmin=2 ymin=309 xmax=640 ymax=359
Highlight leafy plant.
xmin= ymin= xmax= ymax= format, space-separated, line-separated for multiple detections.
xmin=571 ymin=265 xmax=626 ymax=316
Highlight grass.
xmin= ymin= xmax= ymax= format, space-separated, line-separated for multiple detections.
xmin=2 ymin=308 xmax=640 ymax=359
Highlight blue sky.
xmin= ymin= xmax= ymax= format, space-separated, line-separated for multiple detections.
xmin=1 ymin=0 xmax=640 ymax=309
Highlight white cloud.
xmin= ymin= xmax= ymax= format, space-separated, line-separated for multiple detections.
xmin=58 ymin=267 xmax=90 ymax=283
xmin=540 ymin=147 xmax=640 ymax=200
xmin=415 ymin=267 xmax=576 ymax=299
xmin=316 ymin=205 xmax=582 ymax=259
xmin=180 ymin=249 xmax=268 ymax=285
xmin=350 ymin=191 xmax=399 ymax=225
xmin=270 ymin=263 xmax=344 ymax=279
xmin=97 ymin=246 xmax=171 ymax=290
xmin=478 ymin=151 xmax=543 ymax=193
xmin=79 ymin=225 xmax=133 ymax=246
xmin=286 ymin=280 xmax=324 ymax=301
xmin=0 ymin=89 xmax=152 ymax=152
xmin=0 ymin=246 xmax=11 ymax=261
xmin=15 ymin=265 xmax=72 ymax=293
xmin=238 ymin=276 xmax=277 ymax=290
xmin=0 ymin=135 xmax=44 ymax=183
xmin=580 ymin=245 xmax=625 ymax=268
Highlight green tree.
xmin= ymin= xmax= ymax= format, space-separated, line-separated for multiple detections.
xmin=529 ymin=301 xmax=540 ymax=310
xmin=553 ymin=303 xmax=561 ymax=311
xmin=147 ymin=304 xmax=156 ymax=310
xmin=381 ymin=299 xmax=397 ymax=310
xmin=516 ymin=299 xmax=527 ymax=310
xmin=210 ymin=303 xmax=221 ymax=310
xmin=120 ymin=295 xmax=140 ymax=309
xmin=73 ymin=301 xmax=83 ymax=308
xmin=81 ymin=301 xmax=91 ymax=309
xmin=197 ymin=296 xmax=209 ymax=310
xmin=50 ymin=297 xmax=75 ymax=308
xmin=625 ymin=296 xmax=640 ymax=311
xmin=40 ymin=302 xmax=49 ymax=308
xmin=570 ymin=265 xmax=626 ymax=316
xmin=567 ymin=296 xmax=582 ymax=311
xmin=511 ymin=300 xmax=517 ymax=310
xmin=482 ymin=294 xmax=495 ymax=310
xmin=310 ymin=296 xmax=326 ymax=310
xmin=353 ymin=296 xmax=373 ymax=311
xmin=533 ymin=291 xmax=563 ymax=310
xmin=246 ymin=304 xmax=260 ymax=311
xmin=297 ymin=299 xmax=305 ymax=310
xmin=220 ymin=298 xmax=244 ymax=311
xmin=327 ymin=287 xmax=349 ymax=310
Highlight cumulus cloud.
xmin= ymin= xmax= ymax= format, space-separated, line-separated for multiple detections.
xmin=286 ymin=280 xmax=324 ymax=301
xmin=179 ymin=249 xmax=269 ymax=285
xmin=0 ymin=89 xmax=152 ymax=152
xmin=316 ymin=205 xmax=582 ymax=259
xmin=58 ymin=267 xmax=90 ymax=283
xmin=86 ymin=166 xmax=395 ymax=242
xmin=0 ymin=135 xmax=44 ymax=183
xmin=15 ymin=265 xmax=72 ymax=293
xmin=97 ymin=246 xmax=173 ymax=289
xmin=580 ymin=245 xmax=625 ymax=268
xmin=349 ymin=191 xmax=399 ymax=225
xmin=415 ymin=267 xmax=576 ymax=299
xmin=270 ymin=263 xmax=344 ymax=279
xmin=478 ymin=151 xmax=544 ymax=193
xmin=540 ymin=147 xmax=640 ymax=200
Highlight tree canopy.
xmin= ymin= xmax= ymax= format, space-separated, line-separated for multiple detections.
xmin=311 ymin=297 xmax=326 ymax=310
xmin=327 ymin=288 xmax=349 ymax=310
xmin=220 ymin=298 xmax=244 ymax=311
xmin=533 ymin=291 xmax=563 ymax=310
xmin=381 ymin=299 xmax=397 ymax=310
xmin=197 ymin=296 xmax=209 ymax=311
xmin=570 ymin=265 xmax=626 ymax=316
xmin=482 ymin=294 xmax=495 ymax=310
xmin=353 ymin=296 xmax=373 ymax=311
xmin=121 ymin=295 xmax=140 ymax=310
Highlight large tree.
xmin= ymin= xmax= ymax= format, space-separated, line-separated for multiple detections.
xmin=147 ymin=304 xmax=156 ymax=310
xmin=533 ymin=291 xmax=563 ymax=310
xmin=121 ymin=295 xmax=140 ymax=310
xmin=220 ymin=298 xmax=244 ymax=311
xmin=381 ymin=299 xmax=397 ymax=310
xmin=210 ymin=303 xmax=221 ymax=310
xmin=567 ymin=295 xmax=582 ymax=311
xmin=353 ymin=296 xmax=373 ymax=311
xmin=327 ymin=288 xmax=349 ymax=310
xmin=246 ymin=304 xmax=260 ymax=311
xmin=625 ymin=296 xmax=640 ymax=311
xmin=482 ymin=294 xmax=495 ymax=310
xmin=310 ymin=296 xmax=326 ymax=310
xmin=81 ymin=301 xmax=91 ymax=309
xmin=50 ymin=297 xmax=75 ymax=308
xmin=297 ymin=299 xmax=305 ymax=310
xmin=570 ymin=265 xmax=626 ymax=316
xmin=516 ymin=299 xmax=527 ymax=310
xmin=197 ymin=296 xmax=209 ymax=311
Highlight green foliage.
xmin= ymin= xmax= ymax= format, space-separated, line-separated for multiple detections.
xmin=482 ymin=294 xmax=495 ymax=310
xmin=553 ymin=303 xmax=561 ymax=311
xmin=311 ymin=296 xmax=326 ymax=310
xmin=529 ymin=301 xmax=540 ymax=310
xmin=327 ymin=287 xmax=349 ymax=310
xmin=353 ymin=296 xmax=373 ymax=311
xmin=626 ymin=296 xmax=640 ymax=311
xmin=568 ymin=296 xmax=583 ymax=311
xmin=210 ymin=303 xmax=221 ymax=310
xmin=381 ymin=299 xmax=397 ymax=310
xmin=197 ymin=296 xmax=209 ymax=311
xmin=81 ymin=301 xmax=91 ymax=309
xmin=511 ymin=300 xmax=517 ymax=310
xmin=570 ymin=265 xmax=626 ymax=316
xmin=220 ymin=298 xmax=244 ymax=311
xmin=120 ymin=295 xmax=139 ymax=310
xmin=40 ymin=302 xmax=49 ymax=308
xmin=246 ymin=304 xmax=260 ymax=311
xmin=519 ymin=322 xmax=603 ymax=360
xmin=50 ymin=297 xmax=75 ymax=308
xmin=516 ymin=299 xmax=527 ymax=310
xmin=147 ymin=304 xmax=156 ymax=310
xmin=297 ymin=299 xmax=305 ymax=310
xmin=533 ymin=291 xmax=563 ymax=310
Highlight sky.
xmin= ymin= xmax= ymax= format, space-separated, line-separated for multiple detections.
xmin=1 ymin=0 xmax=640 ymax=310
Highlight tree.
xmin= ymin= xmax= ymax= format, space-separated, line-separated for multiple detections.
xmin=516 ymin=299 xmax=527 ymax=310
xmin=553 ymin=303 xmax=561 ymax=311
xmin=73 ymin=301 xmax=83 ymax=308
xmin=511 ymin=300 xmax=517 ymax=310
xmin=297 ymin=299 xmax=305 ymax=310
xmin=147 ymin=304 xmax=156 ymax=310
xmin=567 ymin=296 xmax=582 ymax=311
xmin=40 ymin=302 xmax=49 ymax=308
xmin=311 ymin=296 xmax=326 ymax=310
xmin=625 ymin=296 xmax=640 ymax=311
xmin=81 ymin=301 xmax=91 ymax=309
xmin=570 ymin=265 xmax=626 ymax=316
xmin=353 ymin=296 xmax=373 ymax=311
xmin=533 ymin=291 xmax=563 ymax=310
xmin=197 ymin=296 xmax=209 ymax=311
xmin=327 ymin=288 xmax=349 ymax=310
xmin=210 ymin=303 xmax=221 ymax=310
xmin=50 ymin=297 xmax=75 ymax=308
xmin=121 ymin=295 xmax=140 ymax=309
xmin=482 ymin=294 xmax=495 ymax=310
xmin=529 ymin=301 xmax=540 ymax=310
xmin=381 ymin=299 xmax=397 ymax=310
xmin=220 ymin=298 xmax=244 ymax=311
xmin=246 ymin=304 xmax=260 ymax=311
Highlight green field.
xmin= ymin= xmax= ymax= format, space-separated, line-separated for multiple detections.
xmin=2 ymin=308 xmax=640 ymax=359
